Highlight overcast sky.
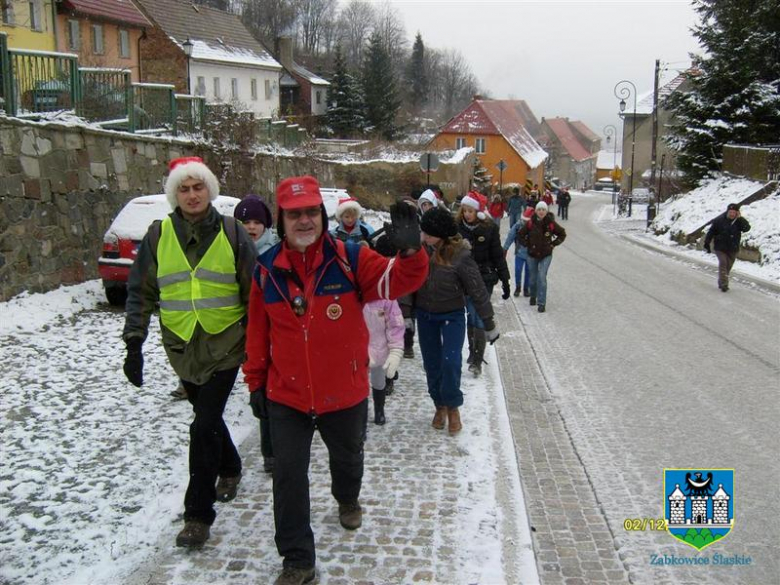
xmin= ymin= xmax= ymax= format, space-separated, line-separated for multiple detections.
xmin=383 ymin=0 xmax=703 ymax=144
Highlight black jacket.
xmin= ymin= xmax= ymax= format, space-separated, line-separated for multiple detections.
xmin=704 ymin=213 xmax=751 ymax=253
xmin=458 ymin=220 xmax=511 ymax=287
xmin=518 ymin=212 xmax=567 ymax=259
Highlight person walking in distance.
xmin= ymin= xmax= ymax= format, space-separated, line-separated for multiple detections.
xmin=507 ymin=186 xmax=525 ymax=228
xmin=518 ymin=201 xmax=567 ymax=313
xmin=415 ymin=206 xmax=499 ymax=435
xmin=703 ymin=203 xmax=751 ymax=292
xmin=243 ymin=176 xmax=428 ymax=585
xmin=122 ymin=157 xmax=256 ymax=548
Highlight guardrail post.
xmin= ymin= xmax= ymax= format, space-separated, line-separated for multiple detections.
xmin=125 ymin=71 xmax=135 ymax=132
xmin=69 ymin=56 xmax=80 ymax=112
xmin=169 ymin=87 xmax=178 ymax=136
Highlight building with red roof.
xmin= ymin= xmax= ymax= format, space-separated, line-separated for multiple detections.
xmin=540 ymin=117 xmax=600 ymax=190
xmin=428 ymin=98 xmax=548 ymax=192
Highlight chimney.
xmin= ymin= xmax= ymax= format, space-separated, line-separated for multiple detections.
xmin=473 ymin=94 xmax=483 ymax=101
xmin=275 ymin=36 xmax=294 ymax=69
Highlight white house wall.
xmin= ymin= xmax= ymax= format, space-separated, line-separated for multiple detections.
xmin=190 ymin=61 xmax=280 ymax=118
xmin=310 ymin=86 xmax=328 ymax=116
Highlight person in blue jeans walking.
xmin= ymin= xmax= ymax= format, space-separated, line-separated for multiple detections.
xmin=507 ymin=186 xmax=525 ymax=228
xmin=413 ymin=207 xmax=499 ymax=435
xmin=503 ymin=209 xmax=533 ymax=298
xmin=518 ymin=201 xmax=567 ymax=313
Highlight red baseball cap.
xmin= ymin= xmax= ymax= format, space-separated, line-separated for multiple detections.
xmin=276 ymin=176 xmax=323 ymax=210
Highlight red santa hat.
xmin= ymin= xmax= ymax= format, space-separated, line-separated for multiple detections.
xmin=164 ymin=156 xmax=219 ymax=209
xmin=335 ymin=196 xmax=363 ymax=221
xmin=460 ymin=191 xmax=487 ymax=220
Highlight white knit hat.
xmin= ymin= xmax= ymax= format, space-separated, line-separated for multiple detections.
xmin=418 ymin=189 xmax=439 ymax=209
xmin=164 ymin=156 xmax=220 ymax=209
xmin=535 ymin=201 xmax=548 ymax=211
xmin=460 ymin=193 xmax=487 ymax=220
xmin=335 ymin=197 xmax=363 ymax=221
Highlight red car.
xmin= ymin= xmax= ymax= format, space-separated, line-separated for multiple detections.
xmin=98 ymin=194 xmax=241 ymax=306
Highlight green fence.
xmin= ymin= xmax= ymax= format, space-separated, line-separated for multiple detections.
xmin=175 ymin=94 xmax=206 ymax=135
xmin=3 ymin=43 xmax=79 ymax=116
xmin=77 ymin=67 xmax=131 ymax=125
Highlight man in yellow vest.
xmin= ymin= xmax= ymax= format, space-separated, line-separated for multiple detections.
xmin=122 ymin=157 xmax=257 ymax=548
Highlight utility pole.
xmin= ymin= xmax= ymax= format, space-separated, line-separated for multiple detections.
xmin=650 ymin=59 xmax=660 ymax=188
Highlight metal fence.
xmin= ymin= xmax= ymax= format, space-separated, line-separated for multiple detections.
xmin=4 ymin=44 xmax=79 ymax=116
xmin=175 ymin=94 xmax=206 ymax=135
xmin=77 ymin=67 xmax=131 ymax=125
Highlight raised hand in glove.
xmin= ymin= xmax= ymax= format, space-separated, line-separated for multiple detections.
xmin=123 ymin=338 xmax=144 ymax=387
xmin=385 ymin=200 xmax=421 ymax=253
xmin=501 ymin=280 xmax=511 ymax=300
xmin=383 ymin=348 xmax=404 ymax=379
xmin=483 ymin=318 xmax=500 ymax=345
xmin=249 ymin=387 xmax=268 ymax=419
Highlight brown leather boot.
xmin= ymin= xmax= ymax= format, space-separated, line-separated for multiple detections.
xmin=431 ymin=406 xmax=447 ymax=430
xmin=447 ymin=407 xmax=462 ymax=435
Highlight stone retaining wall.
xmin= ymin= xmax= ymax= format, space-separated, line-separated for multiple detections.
xmin=0 ymin=117 xmax=472 ymax=301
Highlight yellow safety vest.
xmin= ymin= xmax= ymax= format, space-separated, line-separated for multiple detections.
xmin=157 ymin=217 xmax=244 ymax=341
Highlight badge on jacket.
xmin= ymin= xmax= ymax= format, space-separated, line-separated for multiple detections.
xmin=327 ymin=303 xmax=343 ymax=320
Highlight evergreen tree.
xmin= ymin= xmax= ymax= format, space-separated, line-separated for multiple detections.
xmin=406 ymin=32 xmax=428 ymax=114
xmin=362 ymin=31 xmax=401 ymax=140
xmin=327 ymin=45 xmax=365 ymax=137
xmin=664 ymin=0 xmax=780 ymax=184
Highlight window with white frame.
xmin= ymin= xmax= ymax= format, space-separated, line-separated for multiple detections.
xmin=29 ymin=0 xmax=42 ymax=31
xmin=251 ymin=79 xmax=258 ymax=101
xmin=475 ymin=138 xmax=486 ymax=154
xmin=264 ymin=79 xmax=272 ymax=100
xmin=119 ymin=29 xmax=130 ymax=59
xmin=231 ymin=78 xmax=238 ymax=100
xmin=456 ymin=137 xmax=466 ymax=149
xmin=213 ymin=77 xmax=220 ymax=99
xmin=92 ymin=24 xmax=104 ymax=55
xmin=67 ymin=19 xmax=80 ymax=51
xmin=196 ymin=76 xmax=206 ymax=96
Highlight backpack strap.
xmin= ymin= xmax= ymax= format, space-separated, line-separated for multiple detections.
xmin=335 ymin=239 xmax=362 ymax=302
xmin=222 ymin=215 xmax=239 ymax=262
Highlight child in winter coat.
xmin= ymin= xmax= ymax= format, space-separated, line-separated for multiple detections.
xmin=332 ymin=197 xmax=375 ymax=246
xmin=503 ymin=205 xmax=534 ymax=298
xmin=362 ymin=300 xmax=404 ymax=425
xmin=518 ymin=201 xmax=567 ymax=313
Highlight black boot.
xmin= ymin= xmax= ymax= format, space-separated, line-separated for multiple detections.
xmin=466 ymin=325 xmax=475 ymax=365
xmin=468 ymin=329 xmax=486 ymax=376
xmin=372 ymin=388 xmax=386 ymax=425
xmin=384 ymin=376 xmax=395 ymax=396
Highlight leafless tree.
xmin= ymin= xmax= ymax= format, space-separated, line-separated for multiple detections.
xmin=373 ymin=0 xmax=407 ymax=65
xmin=241 ymin=0 xmax=300 ymax=48
xmin=438 ymin=48 xmax=480 ymax=119
xmin=298 ymin=0 xmax=337 ymax=55
xmin=337 ymin=0 xmax=375 ymax=70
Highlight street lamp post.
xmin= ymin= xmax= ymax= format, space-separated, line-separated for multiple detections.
xmin=614 ymin=80 xmax=637 ymax=218
xmin=603 ymin=124 xmax=618 ymax=207
xmin=182 ymin=38 xmax=194 ymax=94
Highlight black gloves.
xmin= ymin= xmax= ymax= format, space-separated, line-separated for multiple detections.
xmin=249 ymin=387 xmax=268 ymax=419
xmin=704 ymin=243 xmax=711 ymax=253
xmin=386 ymin=200 xmax=421 ymax=252
xmin=501 ymin=281 xmax=511 ymax=300
xmin=123 ymin=338 xmax=144 ymax=387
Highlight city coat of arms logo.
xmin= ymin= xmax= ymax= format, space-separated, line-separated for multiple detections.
xmin=664 ymin=469 xmax=734 ymax=550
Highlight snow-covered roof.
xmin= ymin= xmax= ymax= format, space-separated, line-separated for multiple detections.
xmin=135 ymin=0 xmax=281 ymax=70
xmin=627 ymin=73 xmax=688 ymax=116
xmin=596 ymin=149 xmax=622 ymax=170
xmin=291 ymin=63 xmax=330 ymax=86
xmin=438 ymin=100 xmax=548 ymax=169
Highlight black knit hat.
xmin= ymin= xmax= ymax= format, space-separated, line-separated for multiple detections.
xmin=420 ymin=207 xmax=457 ymax=239
xmin=234 ymin=195 xmax=273 ymax=227
xmin=727 ymin=203 xmax=740 ymax=211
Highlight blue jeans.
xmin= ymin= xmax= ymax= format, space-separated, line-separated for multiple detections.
xmin=465 ymin=283 xmax=494 ymax=328
xmin=509 ymin=210 xmax=522 ymax=229
xmin=416 ymin=309 xmax=466 ymax=408
xmin=514 ymin=255 xmax=529 ymax=291
xmin=526 ymin=255 xmax=553 ymax=306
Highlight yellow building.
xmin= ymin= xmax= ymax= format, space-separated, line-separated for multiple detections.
xmin=429 ymin=99 xmax=548 ymax=192
xmin=1 ymin=0 xmax=57 ymax=51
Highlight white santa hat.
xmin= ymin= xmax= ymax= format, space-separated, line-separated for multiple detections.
xmin=418 ymin=189 xmax=440 ymax=209
xmin=335 ymin=196 xmax=363 ymax=221
xmin=164 ymin=156 xmax=220 ymax=209
xmin=460 ymin=193 xmax=487 ymax=220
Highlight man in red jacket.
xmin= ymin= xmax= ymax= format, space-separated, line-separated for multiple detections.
xmin=243 ymin=176 xmax=428 ymax=585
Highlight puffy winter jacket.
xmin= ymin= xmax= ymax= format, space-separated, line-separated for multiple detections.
xmin=458 ymin=219 xmax=511 ymax=286
xmin=704 ymin=213 xmax=751 ymax=253
xmin=243 ymin=234 xmax=428 ymax=415
xmin=363 ymin=299 xmax=404 ymax=367
xmin=413 ymin=242 xmax=493 ymax=322
xmin=331 ymin=220 xmax=375 ymax=245
xmin=518 ymin=212 xmax=567 ymax=259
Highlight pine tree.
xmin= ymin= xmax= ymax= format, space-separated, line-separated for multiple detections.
xmin=406 ymin=32 xmax=428 ymax=114
xmin=362 ymin=30 xmax=401 ymax=140
xmin=664 ymin=0 xmax=780 ymax=184
xmin=327 ymin=45 xmax=365 ymax=137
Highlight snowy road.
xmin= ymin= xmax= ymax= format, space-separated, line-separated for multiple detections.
xmin=507 ymin=193 xmax=779 ymax=583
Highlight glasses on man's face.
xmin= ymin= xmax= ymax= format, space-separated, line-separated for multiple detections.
xmin=285 ymin=207 xmax=321 ymax=221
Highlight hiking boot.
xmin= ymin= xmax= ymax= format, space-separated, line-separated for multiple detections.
xmin=273 ymin=567 xmax=315 ymax=585
xmin=432 ymin=406 xmax=447 ymax=430
xmin=170 ymin=381 xmax=188 ymax=400
xmin=538 ymin=305 xmax=546 ymax=313
xmin=384 ymin=376 xmax=395 ymax=396
xmin=530 ymin=296 xmax=537 ymax=306
xmin=447 ymin=407 xmax=462 ymax=435
xmin=372 ymin=388 xmax=386 ymax=426
xmin=338 ymin=501 xmax=363 ymax=530
xmin=523 ymin=289 xmax=530 ymax=297
xmin=403 ymin=346 xmax=415 ymax=359
xmin=175 ymin=521 xmax=210 ymax=548
xmin=466 ymin=325 xmax=475 ymax=365
xmin=513 ymin=287 xmax=521 ymax=297
xmin=263 ymin=457 xmax=275 ymax=474
xmin=468 ymin=362 xmax=482 ymax=376
xmin=216 ymin=473 xmax=241 ymax=502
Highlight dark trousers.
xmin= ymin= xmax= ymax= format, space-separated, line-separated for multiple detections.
xmin=404 ymin=326 xmax=415 ymax=352
xmin=715 ymin=250 xmax=737 ymax=288
xmin=559 ymin=203 xmax=569 ymax=220
xmin=260 ymin=418 xmax=273 ymax=459
xmin=416 ymin=309 xmax=466 ymax=408
xmin=182 ymin=367 xmax=242 ymax=525
xmin=269 ymin=399 xmax=368 ymax=569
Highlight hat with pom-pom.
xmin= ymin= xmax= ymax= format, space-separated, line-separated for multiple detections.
xmin=418 ymin=189 xmax=440 ymax=209
xmin=165 ymin=156 xmax=219 ymax=209
xmin=335 ymin=197 xmax=363 ymax=221
xmin=460 ymin=191 xmax=487 ymax=220
xmin=420 ymin=206 xmax=458 ymax=239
